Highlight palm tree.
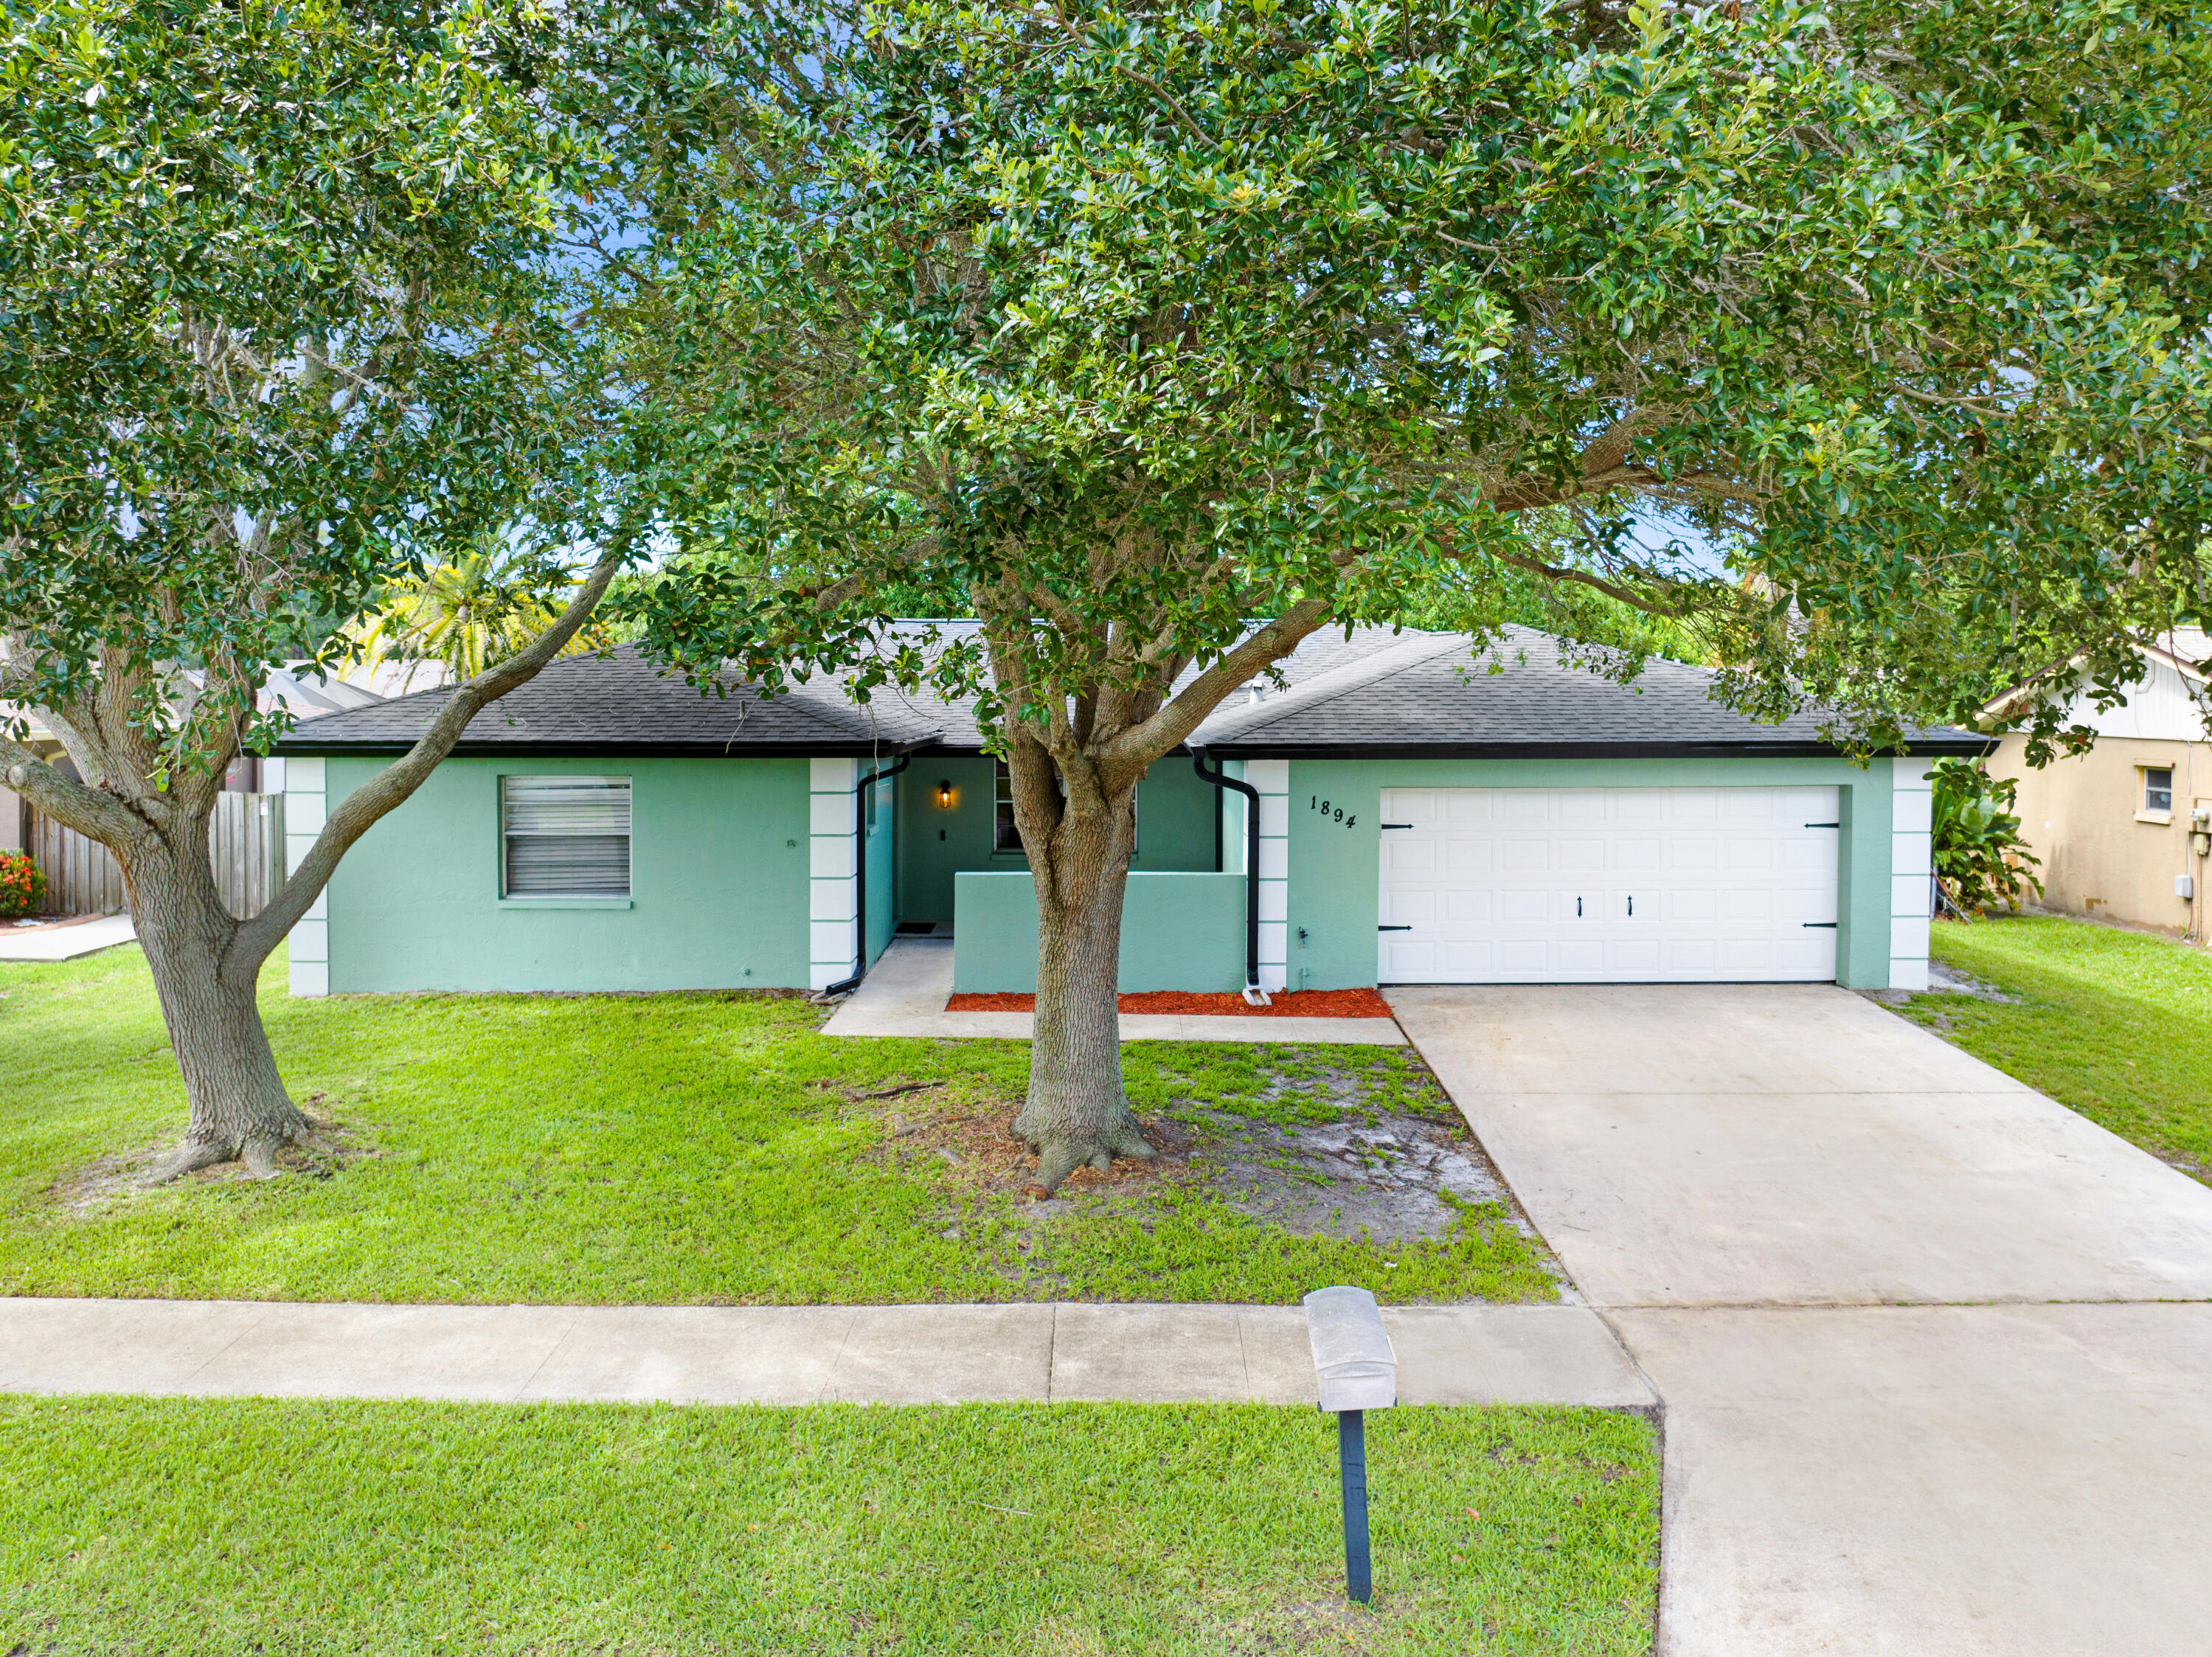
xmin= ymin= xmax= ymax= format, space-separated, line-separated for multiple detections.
xmin=344 ymin=538 xmax=609 ymax=685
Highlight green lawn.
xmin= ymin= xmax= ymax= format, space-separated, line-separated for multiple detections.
xmin=0 ymin=946 xmax=1553 ymax=1305
xmin=1902 ymin=913 xmax=2212 ymax=1182
xmin=0 ymin=1395 xmax=1657 ymax=1656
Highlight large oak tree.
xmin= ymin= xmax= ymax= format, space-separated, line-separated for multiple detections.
xmin=0 ymin=0 xmax=638 ymax=1178
xmin=621 ymin=0 xmax=2209 ymax=1188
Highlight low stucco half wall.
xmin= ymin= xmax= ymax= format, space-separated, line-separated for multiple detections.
xmin=953 ymin=871 xmax=1247 ymax=993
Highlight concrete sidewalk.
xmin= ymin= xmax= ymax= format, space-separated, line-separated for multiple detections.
xmin=822 ymin=937 xmax=1407 ymax=1045
xmin=0 ymin=1297 xmax=1653 ymax=1409
xmin=0 ymin=914 xmax=135 ymax=962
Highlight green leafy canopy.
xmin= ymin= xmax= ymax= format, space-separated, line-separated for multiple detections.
xmin=612 ymin=0 xmax=2212 ymax=771
xmin=0 ymin=0 xmax=627 ymax=768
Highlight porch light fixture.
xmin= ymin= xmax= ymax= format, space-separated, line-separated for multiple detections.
xmin=935 ymin=779 xmax=954 ymax=809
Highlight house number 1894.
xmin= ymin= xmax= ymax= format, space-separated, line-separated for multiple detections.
xmin=1310 ymin=796 xmax=1356 ymax=827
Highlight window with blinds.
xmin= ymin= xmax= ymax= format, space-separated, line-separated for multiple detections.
xmin=502 ymin=776 xmax=631 ymax=897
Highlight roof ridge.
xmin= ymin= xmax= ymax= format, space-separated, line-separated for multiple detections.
xmin=1196 ymin=630 xmax=1472 ymax=740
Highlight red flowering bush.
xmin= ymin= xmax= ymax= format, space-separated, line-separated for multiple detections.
xmin=0 ymin=850 xmax=46 ymax=920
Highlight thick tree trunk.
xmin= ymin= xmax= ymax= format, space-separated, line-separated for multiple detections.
xmin=128 ymin=831 xmax=309 ymax=1182
xmin=1013 ymin=789 xmax=1154 ymax=1192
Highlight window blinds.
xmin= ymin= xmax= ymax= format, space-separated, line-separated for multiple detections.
xmin=502 ymin=776 xmax=631 ymax=897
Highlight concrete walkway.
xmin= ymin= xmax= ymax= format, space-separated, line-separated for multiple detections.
xmin=0 ymin=913 xmax=135 ymax=962
xmin=1390 ymin=982 xmax=2212 ymax=1657
xmin=822 ymin=937 xmax=1406 ymax=1045
xmin=0 ymin=1298 xmax=1651 ymax=1409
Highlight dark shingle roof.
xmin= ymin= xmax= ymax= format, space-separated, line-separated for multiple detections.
xmin=1193 ymin=627 xmax=1984 ymax=756
xmin=275 ymin=645 xmax=937 ymax=756
xmin=275 ymin=627 xmax=1984 ymax=758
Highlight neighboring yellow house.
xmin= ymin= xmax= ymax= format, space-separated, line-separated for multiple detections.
xmin=1986 ymin=631 xmax=2212 ymax=940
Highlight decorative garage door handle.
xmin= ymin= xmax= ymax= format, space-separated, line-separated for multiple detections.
xmin=1804 ymin=821 xmax=1840 ymax=827
xmin=1802 ymin=921 xmax=1839 ymax=928
xmin=1378 ymin=925 xmax=1412 ymax=931
xmin=1380 ymin=822 xmax=1413 ymax=830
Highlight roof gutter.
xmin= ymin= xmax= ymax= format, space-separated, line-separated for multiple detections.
xmin=1192 ymin=748 xmax=1270 ymax=1007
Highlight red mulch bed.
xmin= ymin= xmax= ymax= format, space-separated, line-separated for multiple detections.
xmin=946 ymin=988 xmax=1398 ymax=1019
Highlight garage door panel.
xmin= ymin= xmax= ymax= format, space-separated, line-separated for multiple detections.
xmin=1378 ymin=785 xmax=1838 ymax=984
xmin=1438 ymin=940 xmax=1492 ymax=976
xmin=1720 ymin=838 xmax=1774 ymax=872
xmin=1382 ymin=790 xmax=1435 ymax=829
xmin=1666 ymin=889 xmax=1718 ymax=923
xmin=1779 ymin=838 xmax=1829 ymax=872
xmin=1781 ymin=933 xmax=1837 ymax=973
xmin=1499 ymin=889 xmax=1547 ymax=923
xmin=1722 ymin=889 xmax=1772 ymax=922
xmin=1778 ymin=886 xmax=1830 ymax=922
xmin=1499 ymin=840 xmax=1549 ymax=874
xmin=1665 ymin=938 xmax=1718 ymax=972
xmin=1443 ymin=840 xmax=1492 ymax=876
xmin=1670 ymin=837 xmax=1719 ymax=871
xmin=1384 ymin=889 xmax=1435 ymax=925
xmin=1440 ymin=791 xmax=1491 ymax=830
xmin=1386 ymin=838 xmax=1438 ymax=875
xmin=1613 ymin=836 xmax=1663 ymax=872
xmin=1443 ymin=890 xmax=1493 ymax=925
xmin=1559 ymin=837 xmax=1606 ymax=873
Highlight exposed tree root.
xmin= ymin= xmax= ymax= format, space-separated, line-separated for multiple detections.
xmin=137 ymin=1115 xmax=316 ymax=1187
xmin=1023 ymin=1122 xmax=1157 ymax=1195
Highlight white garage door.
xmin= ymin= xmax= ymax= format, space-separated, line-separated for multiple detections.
xmin=1377 ymin=787 xmax=1840 ymax=983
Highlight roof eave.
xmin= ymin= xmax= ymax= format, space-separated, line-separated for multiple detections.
xmin=1197 ymin=737 xmax=1994 ymax=760
xmin=271 ymin=737 xmax=937 ymax=760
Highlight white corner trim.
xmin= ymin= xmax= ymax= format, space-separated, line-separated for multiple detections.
xmin=1889 ymin=764 xmax=1935 ymax=989
xmin=809 ymin=757 xmax=861 ymax=980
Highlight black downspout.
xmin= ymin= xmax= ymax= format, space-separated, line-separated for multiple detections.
xmin=822 ymin=754 xmax=912 ymax=997
xmin=1192 ymin=747 xmax=1270 ymax=1006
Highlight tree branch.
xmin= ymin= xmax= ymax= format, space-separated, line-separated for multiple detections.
xmin=0 ymin=734 xmax=153 ymax=850
xmin=1100 ymin=597 xmax=1333 ymax=774
xmin=231 ymin=546 xmax=629 ymax=966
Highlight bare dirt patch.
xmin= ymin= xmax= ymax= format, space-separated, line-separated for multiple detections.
xmin=946 ymin=988 xmax=1398 ymax=1018
xmin=46 ymin=1101 xmax=384 ymax=1213
xmin=867 ymin=1054 xmax=1542 ymax=1251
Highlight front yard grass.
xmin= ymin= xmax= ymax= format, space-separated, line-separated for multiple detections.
xmin=0 ymin=1395 xmax=1658 ymax=1656
xmin=1899 ymin=913 xmax=2212 ymax=1182
xmin=0 ymin=946 xmax=1556 ymax=1305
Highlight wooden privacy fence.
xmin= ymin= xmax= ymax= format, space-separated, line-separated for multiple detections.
xmin=27 ymin=792 xmax=285 ymax=920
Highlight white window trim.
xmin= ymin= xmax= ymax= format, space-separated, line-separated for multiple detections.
xmin=2139 ymin=764 xmax=2176 ymax=825
xmin=501 ymin=775 xmax=634 ymax=899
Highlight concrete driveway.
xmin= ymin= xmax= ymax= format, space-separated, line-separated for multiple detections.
xmin=1390 ymin=982 xmax=2212 ymax=1657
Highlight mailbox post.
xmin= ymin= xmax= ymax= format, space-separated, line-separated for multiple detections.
xmin=1304 ymin=1285 xmax=1398 ymax=1605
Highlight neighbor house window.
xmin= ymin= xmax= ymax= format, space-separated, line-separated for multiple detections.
xmin=2144 ymin=767 xmax=2174 ymax=816
xmin=502 ymin=776 xmax=631 ymax=897
xmin=993 ymin=761 xmax=1134 ymax=853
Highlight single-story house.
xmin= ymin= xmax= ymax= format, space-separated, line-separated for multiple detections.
xmin=270 ymin=625 xmax=1977 ymax=998
xmin=1986 ymin=630 xmax=2212 ymax=938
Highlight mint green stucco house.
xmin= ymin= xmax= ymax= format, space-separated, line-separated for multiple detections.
xmin=271 ymin=626 xmax=1979 ymax=999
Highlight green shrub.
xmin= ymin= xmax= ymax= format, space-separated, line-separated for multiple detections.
xmin=1929 ymin=758 xmax=2042 ymax=917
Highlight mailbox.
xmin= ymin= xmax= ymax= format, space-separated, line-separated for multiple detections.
xmin=1304 ymin=1285 xmax=1397 ymax=1604
xmin=1304 ymin=1285 xmax=1398 ymax=1412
